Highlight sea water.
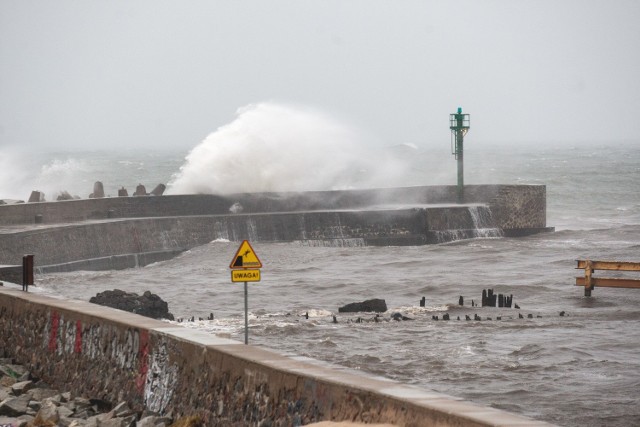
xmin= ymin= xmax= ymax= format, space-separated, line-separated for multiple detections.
xmin=1 ymin=110 xmax=639 ymax=427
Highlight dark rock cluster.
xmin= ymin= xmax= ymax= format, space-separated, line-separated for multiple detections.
xmin=89 ymin=289 xmax=174 ymax=321
xmin=0 ymin=358 xmax=180 ymax=427
xmin=338 ymin=298 xmax=387 ymax=313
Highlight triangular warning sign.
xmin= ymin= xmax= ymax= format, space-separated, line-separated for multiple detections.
xmin=229 ymin=240 xmax=262 ymax=269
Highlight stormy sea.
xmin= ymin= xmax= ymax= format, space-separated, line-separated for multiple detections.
xmin=1 ymin=106 xmax=639 ymax=426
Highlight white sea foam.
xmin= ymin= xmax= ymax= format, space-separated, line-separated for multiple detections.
xmin=210 ymin=238 xmax=231 ymax=243
xmin=0 ymin=146 xmax=36 ymax=200
xmin=167 ymin=103 xmax=414 ymax=195
xmin=0 ymin=146 xmax=90 ymax=200
xmin=37 ymin=158 xmax=89 ymax=198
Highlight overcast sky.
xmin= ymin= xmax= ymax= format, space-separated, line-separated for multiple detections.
xmin=1 ymin=0 xmax=639 ymax=152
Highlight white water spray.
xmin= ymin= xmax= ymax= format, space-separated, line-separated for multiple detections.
xmin=167 ymin=103 xmax=416 ymax=195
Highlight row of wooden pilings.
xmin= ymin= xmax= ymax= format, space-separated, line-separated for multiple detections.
xmin=419 ymin=289 xmax=519 ymax=309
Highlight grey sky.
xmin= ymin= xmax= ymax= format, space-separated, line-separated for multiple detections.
xmin=1 ymin=0 xmax=639 ymax=151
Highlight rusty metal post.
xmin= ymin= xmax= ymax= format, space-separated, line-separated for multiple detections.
xmin=22 ymin=254 xmax=34 ymax=292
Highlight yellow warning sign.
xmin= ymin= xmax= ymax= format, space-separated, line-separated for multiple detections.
xmin=231 ymin=269 xmax=261 ymax=282
xmin=229 ymin=240 xmax=263 ymax=269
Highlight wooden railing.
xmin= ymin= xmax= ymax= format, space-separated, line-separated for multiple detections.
xmin=575 ymin=260 xmax=640 ymax=296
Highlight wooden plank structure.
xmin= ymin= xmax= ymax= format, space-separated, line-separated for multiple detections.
xmin=575 ymin=259 xmax=640 ymax=296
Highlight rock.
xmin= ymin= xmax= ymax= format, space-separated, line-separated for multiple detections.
xmin=89 ymin=398 xmax=112 ymax=413
xmin=47 ymin=393 xmax=64 ymax=405
xmin=11 ymin=380 xmax=33 ymax=396
xmin=110 ymin=401 xmax=135 ymax=418
xmin=392 ymin=312 xmax=413 ymax=321
xmin=118 ymin=187 xmax=129 ymax=197
xmin=28 ymin=388 xmax=61 ymax=402
xmin=89 ymin=289 xmax=174 ymax=320
xmin=0 ymin=361 xmax=169 ymax=427
xmin=66 ymin=396 xmax=92 ymax=414
xmin=16 ymin=417 xmax=31 ymax=427
xmin=34 ymin=400 xmax=60 ymax=424
xmin=0 ymin=416 xmax=23 ymax=427
xmin=86 ymin=412 xmax=113 ymax=426
xmin=58 ymin=404 xmax=74 ymax=418
xmin=98 ymin=416 xmax=131 ymax=427
xmin=138 ymin=415 xmax=172 ymax=427
xmin=27 ymin=400 xmax=41 ymax=412
xmin=338 ymin=298 xmax=387 ymax=313
xmin=0 ymin=377 xmax=15 ymax=387
xmin=0 ymin=395 xmax=31 ymax=417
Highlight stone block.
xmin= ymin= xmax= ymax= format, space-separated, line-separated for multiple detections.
xmin=11 ymin=380 xmax=33 ymax=396
xmin=0 ymin=395 xmax=31 ymax=417
xmin=27 ymin=191 xmax=45 ymax=203
xmin=89 ymin=182 xmax=105 ymax=199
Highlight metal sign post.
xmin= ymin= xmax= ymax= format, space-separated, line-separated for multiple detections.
xmin=244 ymin=281 xmax=249 ymax=344
xmin=229 ymin=240 xmax=262 ymax=345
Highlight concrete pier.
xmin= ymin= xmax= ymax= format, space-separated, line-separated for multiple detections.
xmin=0 ymin=185 xmax=552 ymax=275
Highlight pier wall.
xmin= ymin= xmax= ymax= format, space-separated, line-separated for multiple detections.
xmin=0 ymin=185 xmax=550 ymax=272
xmin=0 ymin=185 xmax=546 ymax=230
xmin=0 ymin=287 xmax=553 ymax=426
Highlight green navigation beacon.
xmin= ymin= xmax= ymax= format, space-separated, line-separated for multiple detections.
xmin=450 ymin=107 xmax=470 ymax=203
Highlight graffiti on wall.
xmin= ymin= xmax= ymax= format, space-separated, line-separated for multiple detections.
xmin=144 ymin=338 xmax=178 ymax=413
xmin=42 ymin=310 xmax=178 ymax=413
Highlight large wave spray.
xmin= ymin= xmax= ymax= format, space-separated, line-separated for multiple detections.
xmin=0 ymin=147 xmax=88 ymax=201
xmin=167 ymin=103 xmax=416 ymax=195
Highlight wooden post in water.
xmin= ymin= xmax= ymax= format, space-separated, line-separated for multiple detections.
xmin=584 ymin=260 xmax=593 ymax=297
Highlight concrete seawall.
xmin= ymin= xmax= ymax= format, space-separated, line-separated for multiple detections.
xmin=0 ymin=287 xmax=555 ymax=426
xmin=0 ymin=185 xmax=551 ymax=274
xmin=0 ymin=185 xmax=546 ymax=231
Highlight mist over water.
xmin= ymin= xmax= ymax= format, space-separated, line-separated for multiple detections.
xmin=0 ymin=148 xmax=183 ymax=202
xmin=167 ymin=103 xmax=422 ymax=195
xmin=0 ymin=148 xmax=87 ymax=201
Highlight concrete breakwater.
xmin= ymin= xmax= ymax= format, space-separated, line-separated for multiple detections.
xmin=0 ymin=185 xmax=551 ymax=274
xmin=0 ymin=287 xmax=555 ymax=426
xmin=0 ymin=185 xmax=546 ymax=230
